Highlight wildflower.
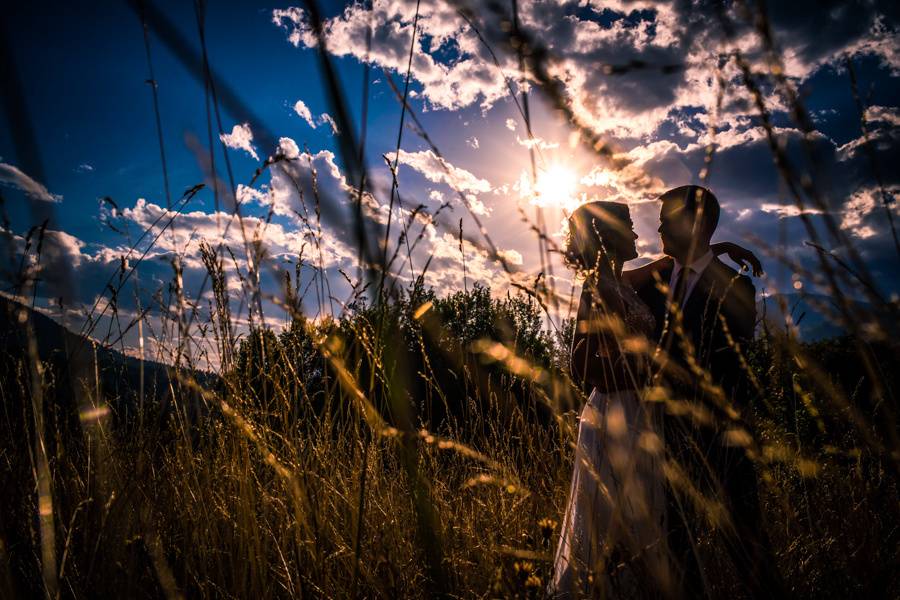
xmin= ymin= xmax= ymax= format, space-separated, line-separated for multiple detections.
xmin=538 ymin=517 xmax=557 ymax=547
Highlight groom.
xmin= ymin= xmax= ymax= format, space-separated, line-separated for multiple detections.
xmin=634 ymin=185 xmax=786 ymax=598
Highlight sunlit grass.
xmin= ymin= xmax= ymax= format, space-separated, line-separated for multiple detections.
xmin=2 ymin=1 xmax=899 ymax=598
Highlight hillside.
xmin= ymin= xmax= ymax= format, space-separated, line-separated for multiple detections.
xmin=0 ymin=296 xmax=214 ymax=424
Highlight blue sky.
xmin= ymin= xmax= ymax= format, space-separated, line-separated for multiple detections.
xmin=2 ymin=0 xmax=898 ymax=362
xmin=3 ymin=1 xmax=353 ymax=236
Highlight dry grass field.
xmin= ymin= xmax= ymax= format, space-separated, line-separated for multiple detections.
xmin=1 ymin=1 xmax=898 ymax=598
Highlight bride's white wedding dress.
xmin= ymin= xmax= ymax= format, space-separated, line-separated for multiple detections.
xmin=550 ymin=278 xmax=671 ymax=598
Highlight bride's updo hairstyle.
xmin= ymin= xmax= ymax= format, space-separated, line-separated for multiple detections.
xmin=564 ymin=201 xmax=634 ymax=275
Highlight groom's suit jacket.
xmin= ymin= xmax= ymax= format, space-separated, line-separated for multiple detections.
xmin=635 ymin=256 xmax=757 ymax=408
xmin=637 ymin=260 xmax=786 ymax=599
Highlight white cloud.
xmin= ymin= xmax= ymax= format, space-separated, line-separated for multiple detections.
xmin=119 ymin=197 xmax=358 ymax=274
xmin=293 ymin=99 xmax=317 ymax=129
xmin=760 ymin=203 xmax=825 ymax=218
xmin=497 ymin=248 xmax=523 ymax=266
xmin=238 ymin=138 xmax=395 ymax=246
xmin=272 ymin=0 xmax=899 ymax=146
xmin=293 ymin=99 xmax=339 ymax=134
xmin=10 ymin=227 xmax=111 ymax=305
xmin=837 ymin=124 xmax=900 ymax=160
xmin=865 ymin=105 xmax=900 ymax=127
xmin=394 ymin=149 xmax=492 ymax=195
xmin=319 ymin=113 xmax=340 ymax=135
xmin=0 ymin=162 xmax=61 ymax=202
xmin=463 ymin=194 xmax=489 ymax=217
xmin=841 ymin=186 xmax=900 ymax=239
xmin=516 ymin=135 xmax=559 ymax=150
xmin=505 ymin=118 xmax=517 ymax=131
xmin=236 ymin=183 xmax=268 ymax=206
xmin=219 ymin=123 xmax=259 ymax=161
xmin=277 ymin=136 xmax=301 ymax=160
xmin=273 ymin=2 xmax=514 ymax=112
xmin=418 ymin=225 xmax=528 ymax=293
xmin=836 ymin=15 xmax=900 ymax=75
xmin=467 ymin=136 xmax=479 ymax=149
xmin=841 ymin=189 xmax=878 ymax=239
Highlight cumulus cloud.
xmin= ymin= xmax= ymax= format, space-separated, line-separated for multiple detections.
xmin=841 ymin=186 xmax=899 ymax=239
xmin=219 ymin=123 xmax=259 ymax=161
xmin=273 ymin=2 xmax=513 ymax=112
xmin=865 ymin=105 xmax=900 ymax=127
xmin=273 ymin=0 xmax=682 ymax=151
xmin=0 ymin=161 xmax=62 ymax=202
xmin=394 ymin=149 xmax=491 ymax=194
xmin=271 ymin=0 xmax=900 ymax=295
xmin=7 ymin=212 xmax=352 ymax=366
xmin=497 ymin=248 xmax=523 ymax=266
xmin=19 ymin=0 xmax=900 ymax=347
xmin=417 ymin=224 xmax=529 ymax=293
xmin=320 ymin=113 xmax=340 ymax=135
xmin=760 ymin=203 xmax=825 ymax=219
xmin=120 ymin=198 xmax=358 ymax=272
xmin=293 ymin=99 xmax=339 ymax=134
xmin=293 ymin=99 xmax=317 ymax=128
xmin=260 ymin=141 xmax=358 ymax=219
xmin=9 ymin=227 xmax=118 ymax=306
xmin=273 ymin=0 xmax=898 ymax=144
xmin=230 ymin=138 xmax=523 ymax=297
xmin=784 ymin=11 xmax=900 ymax=75
xmin=516 ymin=135 xmax=559 ymax=150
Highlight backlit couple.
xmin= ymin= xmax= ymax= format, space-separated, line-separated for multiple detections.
xmin=550 ymin=186 xmax=786 ymax=599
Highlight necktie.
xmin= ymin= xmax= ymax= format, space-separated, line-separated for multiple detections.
xmin=671 ymin=265 xmax=692 ymax=307
xmin=659 ymin=265 xmax=693 ymax=358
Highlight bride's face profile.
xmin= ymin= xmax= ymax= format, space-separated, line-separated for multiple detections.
xmin=617 ymin=220 xmax=640 ymax=262
xmin=566 ymin=201 xmax=639 ymax=272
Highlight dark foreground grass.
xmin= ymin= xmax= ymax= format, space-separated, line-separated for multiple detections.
xmin=2 ymin=2 xmax=899 ymax=598
xmin=1 ymin=285 xmax=898 ymax=599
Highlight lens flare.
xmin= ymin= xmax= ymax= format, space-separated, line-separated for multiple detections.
xmin=528 ymin=164 xmax=580 ymax=210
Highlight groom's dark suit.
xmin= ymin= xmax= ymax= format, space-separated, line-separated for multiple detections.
xmin=636 ymin=256 xmax=756 ymax=400
xmin=635 ymin=257 xmax=784 ymax=598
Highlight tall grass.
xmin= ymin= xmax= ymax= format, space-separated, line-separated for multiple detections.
xmin=2 ymin=0 xmax=899 ymax=598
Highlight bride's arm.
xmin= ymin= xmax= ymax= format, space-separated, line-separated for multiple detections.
xmin=571 ymin=287 xmax=603 ymax=389
xmin=622 ymin=256 xmax=673 ymax=288
xmin=621 ymin=242 xmax=763 ymax=288
xmin=710 ymin=241 xmax=764 ymax=276
xmin=570 ymin=284 xmax=645 ymax=393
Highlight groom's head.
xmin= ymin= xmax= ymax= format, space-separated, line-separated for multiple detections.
xmin=657 ymin=185 xmax=720 ymax=261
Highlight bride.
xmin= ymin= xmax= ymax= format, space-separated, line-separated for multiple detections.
xmin=549 ymin=200 xmax=761 ymax=598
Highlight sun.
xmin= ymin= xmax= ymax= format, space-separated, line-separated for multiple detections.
xmin=531 ymin=164 xmax=580 ymax=210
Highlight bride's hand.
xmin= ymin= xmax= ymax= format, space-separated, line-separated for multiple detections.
xmin=712 ymin=242 xmax=764 ymax=276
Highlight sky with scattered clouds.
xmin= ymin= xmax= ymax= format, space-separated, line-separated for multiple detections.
xmin=2 ymin=0 xmax=898 ymax=364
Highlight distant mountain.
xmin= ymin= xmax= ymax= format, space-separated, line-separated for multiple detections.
xmin=758 ymin=293 xmax=871 ymax=341
xmin=0 ymin=295 xmax=216 ymax=425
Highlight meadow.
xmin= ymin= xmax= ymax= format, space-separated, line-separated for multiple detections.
xmin=2 ymin=1 xmax=899 ymax=598
xmin=2 ymin=271 xmax=898 ymax=598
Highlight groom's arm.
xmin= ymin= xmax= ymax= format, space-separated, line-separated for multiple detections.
xmin=723 ymin=274 xmax=757 ymax=344
xmin=715 ymin=273 xmax=757 ymax=403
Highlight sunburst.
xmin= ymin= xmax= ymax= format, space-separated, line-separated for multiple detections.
xmin=529 ymin=164 xmax=580 ymax=211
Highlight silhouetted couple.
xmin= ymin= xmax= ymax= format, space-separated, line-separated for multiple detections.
xmin=550 ymin=186 xmax=786 ymax=599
